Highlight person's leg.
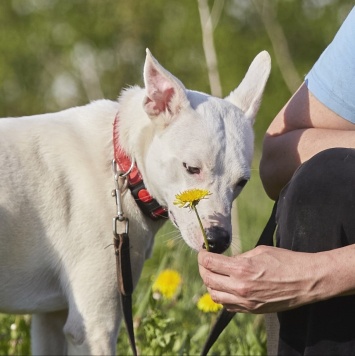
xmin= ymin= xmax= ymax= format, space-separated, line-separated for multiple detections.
xmin=276 ymin=147 xmax=355 ymax=355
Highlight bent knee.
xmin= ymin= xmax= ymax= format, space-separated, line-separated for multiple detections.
xmin=281 ymin=147 xmax=355 ymax=202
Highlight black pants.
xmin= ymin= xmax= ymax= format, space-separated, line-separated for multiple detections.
xmin=276 ymin=148 xmax=355 ymax=355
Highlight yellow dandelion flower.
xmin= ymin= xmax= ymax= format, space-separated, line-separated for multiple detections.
xmin=174 ymin=189 xmax=211 ymax=209
xmin=197 ymin=293 xmax=223 ymax=313
xmin=174 ymin=188 xmax=212 ymax=251
xmin=152 ymin=269 xmax=182 ymax=300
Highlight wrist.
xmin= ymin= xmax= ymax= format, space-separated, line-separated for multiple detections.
xmin=312 ymin=246 xmax=355 ymax=301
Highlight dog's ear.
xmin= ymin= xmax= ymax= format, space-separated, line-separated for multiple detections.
xmin=225 ymin=51 xmax=271 ymax=124
xmin=143 ymin=49 xmax=188 ymax=120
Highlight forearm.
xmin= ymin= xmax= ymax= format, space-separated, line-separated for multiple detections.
xmin=320 ymin=244 xmax=355 ymax=299
xmin=260 ymin=128 xmax=355 ymax=199
xmin=285 ymin=245 xmax=355 ymax=305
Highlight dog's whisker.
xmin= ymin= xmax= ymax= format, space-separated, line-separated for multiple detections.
xmin=158 ymin=228 xmax=181 ymax=239
xmin=158 ymin=225 xmax=179 ymax=236
xmin=230 ymin=234 xmax=242 ymax=255
xmin=161 ymin=231 xmax=183 ymax=244
xmin=160 ymin=231 xmax=181 ymax=241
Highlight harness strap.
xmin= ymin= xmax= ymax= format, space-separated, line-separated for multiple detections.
xmin=201 ymin=200 xmax=278 ymax=356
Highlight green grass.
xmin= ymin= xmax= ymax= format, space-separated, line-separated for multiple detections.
xmin=0 ymin=155 xmax=273 ymax=355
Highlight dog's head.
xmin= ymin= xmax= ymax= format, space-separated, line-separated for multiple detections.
xmin=137 ymin=49 xmax=270 ymax=253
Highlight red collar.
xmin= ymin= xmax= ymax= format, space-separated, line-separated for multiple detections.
xmin=113 ymin=115 xmax=168 ymax=221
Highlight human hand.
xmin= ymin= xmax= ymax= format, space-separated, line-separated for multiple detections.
xmin=198 ymin=245 xmax=333 ymax=314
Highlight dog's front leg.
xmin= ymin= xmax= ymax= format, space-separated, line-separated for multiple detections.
xmin=63 ymin=302 xmax=121 ymax=356
xmin=31 ymin=310 xmax=68 ymax=356
xmin=59 ymin=253 xmax=123 ymax=356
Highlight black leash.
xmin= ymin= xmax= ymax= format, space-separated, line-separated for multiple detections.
xmin=113 ymin=219 xmax=138 ymax=356
xmin=201 ymin=200 xmax=278 ymax=356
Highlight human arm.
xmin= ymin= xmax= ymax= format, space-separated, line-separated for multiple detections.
xmin=198 ymin=7 xmax=355 ymax=315
xmin=260 ymin=7 xmax=355 ymax=199
xmin=198 ymin=244 xmax=355 ymax=314
xmin=260 ymin=82 xmax=355 ymax=200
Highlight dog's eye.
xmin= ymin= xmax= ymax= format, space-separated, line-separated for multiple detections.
xmin=183 ymin=162 xmax=200 ymax=175
xmin=237 ymin=179 xmax=248 ymax=188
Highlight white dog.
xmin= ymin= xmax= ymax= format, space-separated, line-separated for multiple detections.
xmin=0 ymin=49 xmax=270 ymax=355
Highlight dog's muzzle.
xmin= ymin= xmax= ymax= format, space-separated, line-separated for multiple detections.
xmin=204 ymin=226 xmax=231 ymax=254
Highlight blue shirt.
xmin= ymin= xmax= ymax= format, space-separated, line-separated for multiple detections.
xmin=305 ymin=7 xmax=355 ymax=124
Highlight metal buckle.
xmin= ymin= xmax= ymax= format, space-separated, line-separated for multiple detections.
xmin=112 ymin=160 xmax=127 ymax=219
xmin=112 ymin=157 xmax=135 ymax=179
xmin=113 ymin=215 xmax=129 ymax=239
xmin=112 ymin=159 xmax=130 ymax=235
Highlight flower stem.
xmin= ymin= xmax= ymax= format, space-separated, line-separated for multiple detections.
xmin=193 ymin=206 xmax=209 ymax=251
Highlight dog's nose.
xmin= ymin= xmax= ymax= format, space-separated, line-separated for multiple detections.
xmin=204 ymin=226 xmax=231 ymax=254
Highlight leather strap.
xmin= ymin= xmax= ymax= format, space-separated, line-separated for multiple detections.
xmin=113 ymin=228 xmax=137 ymax=356
xmin=114 ymin=231 xmax=133 ymax=296
xmin=201 ymin=200 xmax=278 ymax=356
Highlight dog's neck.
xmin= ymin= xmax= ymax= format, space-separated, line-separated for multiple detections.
xmin=115 ymin=88 xmax=154 ymax=172
xmin=113 ymin=96 xmax=168 ymax=220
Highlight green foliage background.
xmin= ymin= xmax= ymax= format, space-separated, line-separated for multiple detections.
xmin=1 ymin=0 xmax=352 ymax=143
xmin=0 ymin=0 xmax=354 ymax=354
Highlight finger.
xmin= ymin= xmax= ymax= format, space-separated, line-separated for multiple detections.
xmin=206 ymin=287 xmax=251 ymax=312
xmin=199 ymin=265 xmax=237 ymax=296
xmin=224 ymin=304 xmax=248 ymax=313
xmin=198 ymin=250 xmax=236 ymax=276
xmin=207 ymin=287 xmax=262 ymax=313
xmin=207 ymin=287 xmax=238 ymax=305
